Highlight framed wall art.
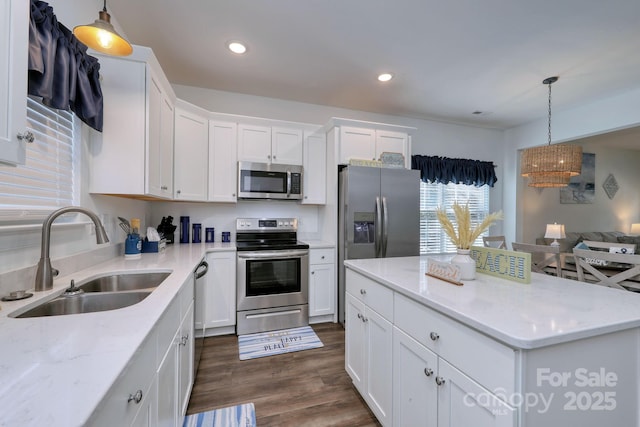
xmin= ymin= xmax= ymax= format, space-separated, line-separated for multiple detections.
xmin=560 ymin=152 xmax=595 ymax=204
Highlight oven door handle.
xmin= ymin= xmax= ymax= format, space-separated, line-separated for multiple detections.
xmin=238 ymin=250 xmax=309 ymax=259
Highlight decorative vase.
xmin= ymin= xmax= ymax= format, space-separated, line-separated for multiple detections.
xmin=451 ymin=249 xmax=476 ymax=280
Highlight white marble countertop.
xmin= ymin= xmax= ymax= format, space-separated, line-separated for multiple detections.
xmin=344 ymin=255 xmax=640 ymax=350
xmin=302 ymin=239 xmax=335 ymax=249
xmin=0 ymin=242 xmax=235 ymax=427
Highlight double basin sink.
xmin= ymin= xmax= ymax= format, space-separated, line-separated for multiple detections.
xmin=13 ymin=272 xmax=170 ymax=318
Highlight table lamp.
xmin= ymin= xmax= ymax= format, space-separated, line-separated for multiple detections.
xmin=631 ymin=223 xmax=640 ymax=236
xmin=545 ymin=223 xmax=565 ymax=247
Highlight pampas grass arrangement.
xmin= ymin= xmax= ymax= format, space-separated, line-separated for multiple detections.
xmin=436 ymin=202 xmax=503 ymax=249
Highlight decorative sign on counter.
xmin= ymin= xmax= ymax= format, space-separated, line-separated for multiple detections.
xmin=470 ymin=245 xmax=531 ymax=284
xmin=426 ymin=259 xmax=464 ymax=286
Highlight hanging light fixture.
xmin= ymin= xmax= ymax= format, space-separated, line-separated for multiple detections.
xmin=73 ymin=0 xmax=133 ymax=56
xmin=521 ymin=76 xmax=582 ymax=187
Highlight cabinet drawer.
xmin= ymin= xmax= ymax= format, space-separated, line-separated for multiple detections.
xmin=89 ymin=331 xmax=157 ymax=426
xmin=310 ymin=248 xmax=334 ymax=264
xmin=346 ymin=269 xmax=393 ymax=320
xmin=394 ymin=293 xmax=516 ymax=395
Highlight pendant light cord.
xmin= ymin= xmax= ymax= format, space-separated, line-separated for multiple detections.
xmin=547 ymin=81 xmax=552 ymax=146
xmin=102 ymin=0 xmax=107 ymax=13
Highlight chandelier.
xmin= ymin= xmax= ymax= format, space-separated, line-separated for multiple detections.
xmin=521 ymin=77 xmax=582 ymax=188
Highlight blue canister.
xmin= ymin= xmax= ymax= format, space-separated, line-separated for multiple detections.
xmin=125 ymin=233 xmax=142 ymax=257
xmin=180 ymin=216 xmax=190 ymax=243
xmin=192 ymin=223 xmax=202 ymax=243
xmin=222 ymin=231 xmax=231 ymax=243
xmin=205 ymin=227 xmax=215 ymax=243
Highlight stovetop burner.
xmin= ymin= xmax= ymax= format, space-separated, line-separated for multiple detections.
xmin=235 ymin=217 xmax=309 ymax=251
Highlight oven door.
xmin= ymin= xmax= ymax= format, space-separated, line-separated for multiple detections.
xmin=237 ymin=249 xmax=309 ymax=311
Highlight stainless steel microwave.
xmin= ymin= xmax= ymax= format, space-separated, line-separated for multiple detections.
xmin=237 ymin=161 xmax=303 ymax=200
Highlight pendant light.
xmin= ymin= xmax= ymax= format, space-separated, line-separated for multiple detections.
xmin=73 ymin=0 xmax=133 ymax=56
xmin=521 ymin=76 xmax=582 ymax=187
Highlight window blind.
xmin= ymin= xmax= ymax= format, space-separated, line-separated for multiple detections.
xmin=419 ymin=181 xmax=490 ymax=254
xmin=0 ymin=96 xmax=76 ymax=219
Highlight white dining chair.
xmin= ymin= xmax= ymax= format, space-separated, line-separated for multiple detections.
xmin=512 ymin=242 xmax=562 ymax=277
xmin=483 ymin=235 xmax=507 ymax=250
xmin=572 ymin=248 xmax=640 ymax=291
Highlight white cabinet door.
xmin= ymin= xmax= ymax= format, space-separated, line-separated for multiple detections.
xmin=237 ymin=123 xmax=271 ymax=163
xmin=208 ymin=120 xmax=238 ymax=202
xmin=339 ymin=126 xmax=376 ymax=164
xmin=302 ymin=131 xmax=326 ymax=205
xmin=178 ymin=303 xmax=194 ymax=417
xmin=376 ymin=130 xmax=408 ymax=161
xmin=438 ymin=359 xmax=515 ymax=427
xmin=174 ymin=106 xmax=209 ymax=201
xmin=157 ymin=335 xmax=178 ymax=427
xmin=365 ymin=307 xmax=393 ymax=426
xmin=131 ymin=376 xmax=158 ymax=427
xmin=309 ymin=263 xmax=335 ymax=317
xmin=159 ymin=95 xmax=175 ymax=198
xmin=272 ymin=126 xmax=303 ymax=165
xmin=393 ymin=327 xmax=438 ymax=427
xmin=345 ymin=292 xmax=366 ymax=392
xmin=148 ymin=70 xmax=174 ymax=198
xmin=0 ymin=0 xmax=28 ymax=165
xmin=203 ymin=251 xmax=237 ymax=329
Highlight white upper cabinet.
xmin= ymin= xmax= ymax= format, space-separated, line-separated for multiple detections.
xmin=302 ymin=131 xmax=326 ymax=204
xmin=272 ymin=126 xmax=303 ymax=165
xmin=336 ymin=122 xmax=412 ymax=168
xmin=90 ymin=47 xmax=175 ymax=199
xmin=208 ymin=120 xmax=238 ymax=202
xmin=0 ymin=0 xmax=28 ymax=165
xmin=237 ymin=123 xmax=303 ymax=165
xmin=174 ymin=101 xmax=209 ymax=201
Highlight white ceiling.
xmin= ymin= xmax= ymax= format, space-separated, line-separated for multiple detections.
xmin=107 ymin=0 xmax=640 ymax=130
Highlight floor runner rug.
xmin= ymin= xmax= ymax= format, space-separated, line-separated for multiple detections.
xmin=182 ymin=402 xmax=256 ymax=427
xmin=238 ymin=326 xmax=323 ymax=360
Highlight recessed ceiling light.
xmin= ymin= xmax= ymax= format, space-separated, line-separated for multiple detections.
xmin=377 ymin=73 xmax=393 ymax=82
xmin=228 ymin=41 xmax=247 ymax=54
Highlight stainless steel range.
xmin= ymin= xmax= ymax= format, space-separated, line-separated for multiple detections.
xmin=236 ymin=218 xmax=310 ymax=335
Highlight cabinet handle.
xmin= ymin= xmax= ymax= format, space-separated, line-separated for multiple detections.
xmin=177 ymin=189 xmax=181 ymax=194
xmin=311 ymin=271 xmax=315 ymax=275
xmin=424 ymin=368 xmax=433 ymax=377
xmin=360 ymin=289 xmax=366 ymax=295
xmin=180 ymin=334 xmax=189 ymax=346
xmin=430 ymin=332 xmax=440 ymax=341
xmin=267 ymin=154 xmax=271 ymax=159
xmin=128 ymin=389 xmax=143 ymax=404
xmin=435 ymin=377 xmax=446 ymax=386
xmin=357 ymin=313 xmax=362 ymax=320
xmin=232 ymin=193 xmax=236 ymax=197
xmin=321 ymin=256 xmax=325 ymax=259
xmin=17 ymin=131 xmax=35 ymax=143
xmin=273 ymin=155 xmax=276 ymax=160
xmin=362 ymin=316 xmax=368 ymax=323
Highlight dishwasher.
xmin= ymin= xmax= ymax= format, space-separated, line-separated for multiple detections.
xmin=193 ymin=259 xmax=208 ymax=378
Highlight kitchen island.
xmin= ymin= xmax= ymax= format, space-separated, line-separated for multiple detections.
xmin=344 ymin=256 xmax=640 ymax=427
xmin=0 ymin=242 xmax=235 ymax=427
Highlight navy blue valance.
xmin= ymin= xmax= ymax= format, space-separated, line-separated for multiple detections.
xmin=28 ymin=0 xmax=103 ymax=132
xmin=411 ymin=155 xmax=498 ymax=187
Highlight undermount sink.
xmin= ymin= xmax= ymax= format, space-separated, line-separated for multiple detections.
xmin=11 ymin=271 xmax=171 ymax=318
xmin=78 ymin=272 xmax=170 ymax=293
xmin=13 ymin=292 xmax=151 ymax=318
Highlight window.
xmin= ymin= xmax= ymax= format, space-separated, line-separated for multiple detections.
xmin=0 ymin=96 xmax=77 ymax=220
xmin=419 ymin=181 xmax=490 ymax=254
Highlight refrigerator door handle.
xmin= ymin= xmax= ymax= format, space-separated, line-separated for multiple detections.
xmin=375 ymin=196 xmax=382 ymax=257
xmin=382 ymin=196 xmax=389 ymax=257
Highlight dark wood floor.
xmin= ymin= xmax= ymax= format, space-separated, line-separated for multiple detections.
xmin=187 ymin=323 xmax=381 ymax=426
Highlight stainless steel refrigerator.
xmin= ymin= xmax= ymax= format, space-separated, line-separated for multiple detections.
xmin=338 ymin=165 xmax=420 ymax=324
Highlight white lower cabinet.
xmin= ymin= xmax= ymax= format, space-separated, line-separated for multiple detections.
xmin=196 ymin=251 xmax=236 ymax=334
xmin=308 ymin=248 xmax=335 ymax=318
xmin=345 ymin=292 xmax=393 ymax=426
xmin=393 ymin=327 xmax=438 ymax=427
xmin=88 ymin=276 xmax=195 ymax=427
xmin=346 ymin=268 xmax=515 ymax=427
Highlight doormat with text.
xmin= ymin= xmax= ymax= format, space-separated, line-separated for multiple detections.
xmin=183 ymin=402 xmax=256 ymax=427
xmin=238 ymin=326 xmax=323 ymax=360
